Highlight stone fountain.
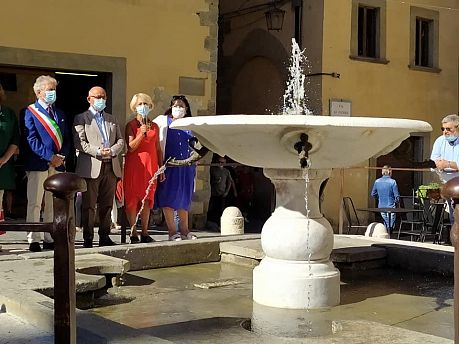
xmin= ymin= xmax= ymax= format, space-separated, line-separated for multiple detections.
xmin=171 ymin=38 xmax=432 ymax=312
xmin=172 ymin=114 xmax=432 ymax=310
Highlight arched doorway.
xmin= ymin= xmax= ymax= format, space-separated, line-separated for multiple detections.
xmin=231 ymin=56 xmax=284 ymax=114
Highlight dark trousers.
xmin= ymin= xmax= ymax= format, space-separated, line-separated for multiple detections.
xmin=82 ymin=162 xmax=117 ymax=242
xmin=208 ymin=195 xmax=226 ymax=224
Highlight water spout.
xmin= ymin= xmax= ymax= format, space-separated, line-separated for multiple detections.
xmin=294 ymin=133 xmax=312 ymax=168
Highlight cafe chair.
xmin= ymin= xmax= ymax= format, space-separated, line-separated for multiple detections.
xmin=396 ymin=195 xmax=424 ymax=240
xmin=397 ymin=198 xmax=444 ymax=242
xmin=423 ymin=201 xmax=446 ymax=244
xmin=342 ymin=197 xmax=368 ymax=235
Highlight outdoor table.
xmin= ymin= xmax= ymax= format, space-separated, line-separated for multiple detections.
xmin=356 ymin=207 xmax=424 ymax=233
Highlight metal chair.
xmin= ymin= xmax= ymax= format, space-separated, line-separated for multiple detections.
xmin=342 ymin=197 xmax=368 ymax=234
xmin=397 ymin=194 xmax=424 ymax=240
xmin=397 ymin=198 xmax=445 ymax=242
xmin=423 ymin=201 xmax=446 ymax=243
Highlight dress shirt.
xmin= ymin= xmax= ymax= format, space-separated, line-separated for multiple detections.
xmin=371 ymin=175 xmax=400 ymax=208
xmin=430 ymin=135 xmax=459 ymax=182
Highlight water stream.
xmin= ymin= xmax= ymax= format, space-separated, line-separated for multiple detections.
xmin=132 ymin=158 xmax=169 ymax=231
xmin=282 ymin=38 xmax=315 ymax=310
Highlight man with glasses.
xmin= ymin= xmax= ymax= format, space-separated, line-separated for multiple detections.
xmin=431 ymin=114 xmax=459 ymax=182
xmin=73 ymin=86 xmax=124 ymax=248
xmin=431 ymin=114 xmax=459 ymax=228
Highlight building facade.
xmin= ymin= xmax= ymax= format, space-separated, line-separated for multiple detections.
xmin=218 ymin=0 xmax=458 ymax=230
xmin=0 ymin=0 xmax=219 ymax=227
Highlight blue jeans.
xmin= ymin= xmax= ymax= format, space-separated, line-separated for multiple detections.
xmin=381 ymin=212 xmax=396 ymax=231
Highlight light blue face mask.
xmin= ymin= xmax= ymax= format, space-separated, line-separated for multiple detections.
xmin=44 ymin=90 xmax=56 ymax=105
xmin=446 ymin=135 xmax=458 ymax=143
xmin=136 ymin=104 xmax=151 ymax=117
xmin=93 ymin=98 xmax=106 ymax=112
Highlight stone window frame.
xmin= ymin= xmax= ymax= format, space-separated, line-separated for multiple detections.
xmin=408 ymin=6 xmax=441 ymax=73
xmin=349 ymin=0 xmax=389 ymax=64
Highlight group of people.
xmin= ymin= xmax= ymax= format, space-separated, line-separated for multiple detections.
xmin=0 ymin=75 xmax=197 ymax=252
xmin=371 ymin=113 xmax=459 ymax=231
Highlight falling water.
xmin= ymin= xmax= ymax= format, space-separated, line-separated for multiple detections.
xmin=282 ymin=38 xmax=313 ymax=116
xmin=280 ymin=37 xmax=315 ymax=309
xmin=132 ymin=159 xmax=170 ymax=231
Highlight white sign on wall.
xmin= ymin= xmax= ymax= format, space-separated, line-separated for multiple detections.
xmin=330 ymin=99 xmax=352 ymax=117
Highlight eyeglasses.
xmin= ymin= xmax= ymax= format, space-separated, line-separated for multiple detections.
xmin=89 ymin=95 xmax=106 ymax=99
xmin=172 ymin=95 xmax=186 ymax=101
xmin=441 ymin=126 xmax=457 ymax=132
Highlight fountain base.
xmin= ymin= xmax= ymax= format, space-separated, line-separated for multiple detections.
xmin=253 ymin=256 xmax=340 ymax=309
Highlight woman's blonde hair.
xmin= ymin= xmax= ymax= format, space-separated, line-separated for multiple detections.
xmin=129 ymin=93 xmax=153 ymax=113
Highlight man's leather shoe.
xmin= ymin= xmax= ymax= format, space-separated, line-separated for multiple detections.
xmin=29 ymin=242 xmax=42 ymax=252
xmin=43 ymin=242 xmax=54 ymax=250
xmin=83 ymin=240 xmax=93 ymax=248
xmin=99 ymin=237 xmax=117 ymax=247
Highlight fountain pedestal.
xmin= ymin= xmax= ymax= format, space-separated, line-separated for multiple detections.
xmin=253 ymin=168 xmax=340 ymax=309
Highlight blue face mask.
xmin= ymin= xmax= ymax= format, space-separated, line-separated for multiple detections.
xmin=136 ymin=104 xmax=151 ymax=117
xmin=446 ymin=135 xmax=458 ymax=143
xmin=44 ymin=90 xmax=56 ymax=105
xmin=93 ymin=98 xmax=106 ymax=112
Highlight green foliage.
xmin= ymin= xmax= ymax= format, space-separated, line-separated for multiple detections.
xmin=416 ymin=183 xmax=442 ymax=199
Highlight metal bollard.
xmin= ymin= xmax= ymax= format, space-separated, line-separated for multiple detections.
xmin=44 ymin=172 xmax=86 ymax=344
xmin=440 ymin=177 xmax=459 ymax=344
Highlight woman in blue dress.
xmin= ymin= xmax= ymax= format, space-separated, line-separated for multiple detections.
xmin=154 ymin=95 xmax=197 ymax=241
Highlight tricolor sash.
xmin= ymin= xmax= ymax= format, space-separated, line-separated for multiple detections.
xmin=27 ymin=104 xmax=63 ymax=152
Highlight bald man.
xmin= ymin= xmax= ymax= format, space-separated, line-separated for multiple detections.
xmin=73 ymin=86 xmax=125 ymax=248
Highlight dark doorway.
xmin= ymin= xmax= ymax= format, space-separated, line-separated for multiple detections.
xmin=0 ymin=66 xmax=110 ymax=219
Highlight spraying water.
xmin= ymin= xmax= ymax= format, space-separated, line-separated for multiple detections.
xmin=132 ymin=159 xmax=170 ymax=231
xmin=282 ymin=38 xmax=313 ymax=116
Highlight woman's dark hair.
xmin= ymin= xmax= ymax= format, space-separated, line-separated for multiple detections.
xmin=164 ymin=95 xmax=192 ymax=118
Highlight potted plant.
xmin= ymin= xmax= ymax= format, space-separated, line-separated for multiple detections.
xmin=416 ymin=182 xmax=442 ymax=201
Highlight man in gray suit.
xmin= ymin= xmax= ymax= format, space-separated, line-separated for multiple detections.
xmin=73 ymin=86 xmax=125 ymax=248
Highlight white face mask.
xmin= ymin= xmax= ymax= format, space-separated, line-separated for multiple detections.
xmin=171 ymin=107 xmax=186 ymax=119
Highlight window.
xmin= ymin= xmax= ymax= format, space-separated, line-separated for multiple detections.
xmin=415 ymin=18 xmax=433 ymax=67
xmin=358 ymin=6 xmax=379 ymax=58
xmin=350 ymin=0 xmax=387 ymax=63
xmin=410 ymin=7 xmax=439 ymax=71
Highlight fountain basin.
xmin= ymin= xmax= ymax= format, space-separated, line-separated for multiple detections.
xmin=171 ymin=115 xmax=432 ymax=169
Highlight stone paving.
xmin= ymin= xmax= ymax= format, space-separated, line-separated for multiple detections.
xmin=0 ymin=228 xmax=455 ymax=343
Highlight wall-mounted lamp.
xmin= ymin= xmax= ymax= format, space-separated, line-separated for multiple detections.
xmin=306 ymin=72 xmax=341 ymax=78
xmin=220 ymin=0 xmax=289 ymax=32
xmin=265 ymin=6 xmax=286 ymax=31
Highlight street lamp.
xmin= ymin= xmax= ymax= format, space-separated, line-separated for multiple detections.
xmin=265 ymin=6 xmax=285 ymax=31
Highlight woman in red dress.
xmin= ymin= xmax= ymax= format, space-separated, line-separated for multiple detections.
xmin=124 ymin=93 xmax=164 ymax=243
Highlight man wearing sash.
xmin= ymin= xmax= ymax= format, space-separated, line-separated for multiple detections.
xmin=73 ymin=86 xmax=124 ymax=248
xmin=24 ymin=75 xmax=70 ymax=252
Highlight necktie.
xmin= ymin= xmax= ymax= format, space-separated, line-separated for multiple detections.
xmin=48 ymin=106 xmax=57 ymax=122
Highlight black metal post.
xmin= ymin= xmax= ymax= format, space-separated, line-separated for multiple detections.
xmin=44 ymin=173 xmax=86 ymax=344
xmin=440 ymin=178 xmax=459 ymax=343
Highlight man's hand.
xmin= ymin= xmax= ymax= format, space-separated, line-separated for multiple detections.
xmin=101 ymin=148 xmax=112 ymax=158
xmin=435 ymin=159 xmax=450 ymax=170
xmin=50 ymin=154 xmax=65 ymax=167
